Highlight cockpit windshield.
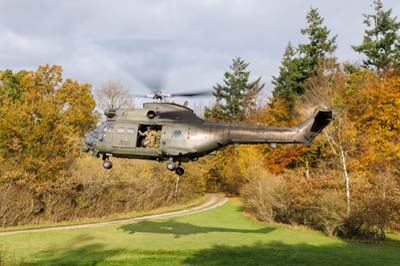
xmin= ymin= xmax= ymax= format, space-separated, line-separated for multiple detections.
xmin=95 ymin=123 xmax=107 ymax=133
xmin=86 ymin=122 xmax=113 ymax=146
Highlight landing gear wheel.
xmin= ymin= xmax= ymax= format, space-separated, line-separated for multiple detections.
xmin=167 ymin=161 xmax=176 ymax=171
xmin=175 ymin=166 xmax=184 ymax=176
xmin=103 ymin=160 xmax=113 ymax=169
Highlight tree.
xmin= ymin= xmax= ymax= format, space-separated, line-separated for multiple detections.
xmin=96 ymin=80 xmax=133 ymax=110
xmin=298 ymin=7 xmax=337 ymax=77
xmin=352 ymin=0 xmax=400 ymax=72
xmin=271 ymin=43 xmax=305 ymax=116
xmin=203 ymin=57 xmax=264 ymax=195
xmin=0 ymin=69 xmax=26 ymax=103
xmin=0 ymin=65 xmax=96 ymax=184
xmin=299 ymin=58 xmax=356 ymax=216
xmin=348 ymin=73 xmax=400 ymax=171
xmin=205 ymin=57 xmax=264 ymax=122
xmin=56 ymin=79 xmax=97 ymax=137
xmin=271 ymin=7 xmax=336 ymax=116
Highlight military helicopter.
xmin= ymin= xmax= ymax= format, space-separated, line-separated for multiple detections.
xmin=83 ymin=90 xmax=333 ymax=176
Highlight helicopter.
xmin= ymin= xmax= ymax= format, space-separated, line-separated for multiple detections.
xmin=83 ymin=91 xmax=333 ymax=176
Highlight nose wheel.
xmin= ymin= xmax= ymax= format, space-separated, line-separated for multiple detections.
xmin=167 ymin=161 xmax=176 ymax=171
xmin=102 ymin=154 xmax=113 ymax=170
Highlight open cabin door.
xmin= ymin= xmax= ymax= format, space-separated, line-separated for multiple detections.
xmin=137 ymin=124 xmax=162 ymax=148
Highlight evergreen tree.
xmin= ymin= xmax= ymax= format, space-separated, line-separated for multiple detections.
xmin=205 ymin=57 xmax=264 ymax=122
xmin=298 ymin=7 xmax=337 ymax=77
xmin=352 ymin=0 xmax=400 ymax=72
xmin=271 ymin=43 xmax=305 ymax=113
xmin=272 ymin=7 xmax=336 ymax=114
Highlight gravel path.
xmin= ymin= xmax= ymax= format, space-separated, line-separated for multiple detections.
xmin=0 ymin=194 xmax=228 ymax=236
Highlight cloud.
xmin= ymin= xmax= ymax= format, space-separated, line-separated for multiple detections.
xmin=0 ymin=0 xmax=399 ymax=102
xmin=0 ymin=27 xmax=62 ymax=66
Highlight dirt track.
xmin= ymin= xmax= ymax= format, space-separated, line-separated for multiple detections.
xmin=0 ymin=194 xmax=227 ymax=236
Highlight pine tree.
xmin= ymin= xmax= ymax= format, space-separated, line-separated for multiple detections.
xmin=271 ymin=7 xmax=336 ymax=116
xmin=271 ymin=43 xmax=305 ymax=113
xmin=298 ymin=7 xmax=337 ymax=77
xmin=352 ymin=0 xmax=400 ymax=72
xmin=205 ymin=57 xmax=264 ymax=122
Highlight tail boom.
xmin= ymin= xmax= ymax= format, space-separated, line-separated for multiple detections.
xmin=225 ymin=109 xmax=333 ymax=145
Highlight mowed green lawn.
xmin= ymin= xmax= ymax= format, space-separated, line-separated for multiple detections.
xmin=1 ymin=198 xmax=399 ymax=266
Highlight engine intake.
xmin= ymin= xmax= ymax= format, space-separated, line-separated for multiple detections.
xmin=104 ymin=109 xmax=116 ymax=118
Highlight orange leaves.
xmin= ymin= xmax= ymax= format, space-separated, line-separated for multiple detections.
xmin=263 ymin=145 xmax=304 ymax=174
xmin=345 ymin=72 xmax=400 ymax=170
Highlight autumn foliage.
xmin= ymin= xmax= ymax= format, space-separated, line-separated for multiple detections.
xmin=238 ymin=68 xmax=400 ymax=240
xmin=0 ymin=65 xmax=96 ymax=185
xmin=0 ymin=66 xmax=202 ymax=227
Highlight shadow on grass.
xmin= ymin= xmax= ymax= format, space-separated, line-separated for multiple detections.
xmin=21 ymin=234 xmax=400 ymax=266
xmin=119 ymin=220 xmax=275 ymax=238
xmin=24 ymin=234 xmax=123 ymax=266
xmin=183 ymin=240 xmax=400 ymax=266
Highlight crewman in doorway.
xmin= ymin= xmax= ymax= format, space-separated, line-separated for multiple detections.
xmin=154 ymin=130 xmax=161 ymax=148
xmin=139 ymin=126 xmax=159 ymax=148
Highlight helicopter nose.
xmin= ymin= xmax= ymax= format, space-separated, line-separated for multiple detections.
xmin=85 ymin=135 xmax=95 ymax=147
xmin=82 ymin=134 xmax=96 ymax=152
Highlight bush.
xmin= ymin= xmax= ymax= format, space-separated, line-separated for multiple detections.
xmin=313 ymin=190 xmax=346 ymax=237
xmin=241 ymin=173 xmax=288 ymax=223
xmin=242 ymin=170 xmax=347 ymax=237
xmin=341 ymin=173 xmax=400 ymax=240
xmin=0 ymin=156 xmax=204 ymax=227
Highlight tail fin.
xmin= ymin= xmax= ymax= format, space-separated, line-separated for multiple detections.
xmin=297 ymin=109 xmax=333 ymax=143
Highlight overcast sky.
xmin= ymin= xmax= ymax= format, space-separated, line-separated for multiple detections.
xmin=1 ymin=0 xmax=399 ymax=106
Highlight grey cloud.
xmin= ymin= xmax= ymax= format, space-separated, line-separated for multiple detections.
xmin=1 ymin=0 xmax=399 ymax=102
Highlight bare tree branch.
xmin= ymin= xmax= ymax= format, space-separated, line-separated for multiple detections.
xmin=96 ymin=80 xmax=134 ymax=110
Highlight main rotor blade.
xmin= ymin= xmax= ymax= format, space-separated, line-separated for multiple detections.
xmin=132 ymin=90 xmax=213 ymax=100
xmin=170 ymin=90 xmax=213 ymax=97
xmin=132 ymin=94 xmax=151 ymax=98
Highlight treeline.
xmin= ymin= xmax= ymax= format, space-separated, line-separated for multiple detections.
xmin=205 ymin=1 xmax=400 ymax=240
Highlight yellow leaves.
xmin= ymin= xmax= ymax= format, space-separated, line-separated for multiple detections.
xmin=266 ymin=97 xmax=296 ymax=126
xmin=56 ymin=79 xmax=97 ymax=136
xmin=235 ymin=145 xmax=267 ymax=180
xmin=0 ymin=65 xmax=96 ymax=184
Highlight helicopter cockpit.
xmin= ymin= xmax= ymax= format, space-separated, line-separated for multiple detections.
xmin=85 ymin=122 xmax=111 ymax=148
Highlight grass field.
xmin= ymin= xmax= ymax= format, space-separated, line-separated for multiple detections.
xmin=1 ymin=198 xmax=399 ymax=266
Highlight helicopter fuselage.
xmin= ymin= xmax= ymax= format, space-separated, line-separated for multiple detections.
xmin=84 ymin=102 xmax=332 ymax=175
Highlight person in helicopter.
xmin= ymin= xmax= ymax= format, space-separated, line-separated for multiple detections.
xmin=139 ymin=126 xmax=159 ymax=148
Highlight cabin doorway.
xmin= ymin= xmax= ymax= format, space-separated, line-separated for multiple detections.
xmin=137 ymin=125 xmax=162 ymax=148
